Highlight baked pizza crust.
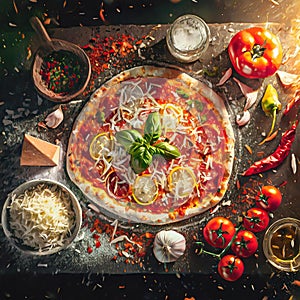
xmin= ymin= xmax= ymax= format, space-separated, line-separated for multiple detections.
xmin=67 ymin=66 xmax=235 ymax=225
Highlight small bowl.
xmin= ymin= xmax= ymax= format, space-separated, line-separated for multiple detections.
xmin=1 ymin=179 xmax=82 ymax=255
xmin=30 ymin=17 xmax=91 ymax=103
xmin=263 ymin=218 xmax=300 ymax=272
xmin=32 ymin=42 xmax=91 ymax=103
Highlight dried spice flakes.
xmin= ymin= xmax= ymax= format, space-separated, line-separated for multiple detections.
xmin=88 ymin=217 xmax=154 ymax=266
xmin=82 ymin=33 xmax=139 ymax=93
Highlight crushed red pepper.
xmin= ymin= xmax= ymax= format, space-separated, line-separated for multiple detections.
xmin=86 ymin=215 xmax=154 ymax=265
xmin=82 ymin=33 xmax=139 ymax=94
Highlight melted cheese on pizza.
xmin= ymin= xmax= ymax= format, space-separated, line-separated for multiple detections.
xmin=68 ymin=77 xmax=231 ymax=218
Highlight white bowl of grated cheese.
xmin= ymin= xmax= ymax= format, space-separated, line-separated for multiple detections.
xmin=1 ymin=179 xmax=82 ymax=255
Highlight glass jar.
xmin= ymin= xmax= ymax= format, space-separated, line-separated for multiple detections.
xmin=166 ymin=14 xmax=210 ymax=63
xmin=263 ymin=218 xmax=300 ymax=272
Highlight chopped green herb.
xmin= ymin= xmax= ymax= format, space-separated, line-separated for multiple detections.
xmin=187 ymin=99 xmax=204 ymax=112
xmin=203 ymin=66 xmax=219 ymax=77
xmin=40 ymin=50 xmax=82 ymax=94
xmin=176 ymin=88 xmax=189 ymax=99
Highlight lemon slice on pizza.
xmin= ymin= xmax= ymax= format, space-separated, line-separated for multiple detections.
xmin=89 ymin=132 xmax=113 ymax=161
xmin=132 ymin=174 xmax=158 ymax=205
xmin=168 ymin=166 xmax=197 ymax=198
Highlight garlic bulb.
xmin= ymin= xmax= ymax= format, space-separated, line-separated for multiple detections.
xmin=45 ymin=105 xmax=64 ymax=128
xmin=153 ymin=230 xmax=186 ymax=263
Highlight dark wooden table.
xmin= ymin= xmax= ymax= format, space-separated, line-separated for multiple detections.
xmin=0 ymin=22 xmax=299 ymax=299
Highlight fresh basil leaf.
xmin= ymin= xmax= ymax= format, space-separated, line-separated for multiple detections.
xmin=130 ymin=146 xmax=153 ymax=174
xmin=187 ymin=99 xmax=203 ymax=112
xmin=147 ymin=145 xmax=157 ymax=156
xmin=154 ymin=142 xmax=181 ymax=159
xmin=128 ymin=141 xmax=144 ymax=156
xmin=144 ymin=112 xmax=161 ymax=144
xmin=115 ymin=129 xmax=143 ymax=151
xmin=176 ymin=88 xmax=189 ymax=99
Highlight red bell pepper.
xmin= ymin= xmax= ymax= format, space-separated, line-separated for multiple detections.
xmin=228 ymin=27 xmax=283 ymax=79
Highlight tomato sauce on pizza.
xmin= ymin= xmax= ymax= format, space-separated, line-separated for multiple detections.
xmin=67 ymin=66 xmax=235 ymax=224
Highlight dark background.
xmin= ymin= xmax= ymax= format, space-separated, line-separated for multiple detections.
xmin=1 ymin=0 xmax=299 ymax=76
xmin=1 ymin=1 xmax=300 ymax=299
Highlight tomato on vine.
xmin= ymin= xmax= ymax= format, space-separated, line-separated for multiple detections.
xmin=231 ymin=230 xmax=258 ymax=258
xmin=218 ymin=255 xmax=244 ymax=282
xmin=256 ymin=185 xmax=282 ymax=211
xmin=203 ymin=217 xmax=235 ymax=249
xmin=243 ymin=207 xmax=269 ymax=233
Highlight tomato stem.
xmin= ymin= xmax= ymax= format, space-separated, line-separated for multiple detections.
xmin=219 ymin=225 xmax=242 ymax=258
xmin=196 ymin=225 xmax=242 ymax=260
xmin=258 ymin=193 xmax=270 ymax=207
xmin=196 ymin=244 xmax=221 ymax=259
xmin=251 ymin=42 xmax=266 ymax=60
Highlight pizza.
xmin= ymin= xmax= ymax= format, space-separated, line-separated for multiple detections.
xmin=67 ymin=66 xmax=235 ymax=225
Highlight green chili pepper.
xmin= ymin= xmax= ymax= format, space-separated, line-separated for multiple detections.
xmin=260 ymin=84 xmax=281 ymax=143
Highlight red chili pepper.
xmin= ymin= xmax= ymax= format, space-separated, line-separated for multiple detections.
xmin=283 ymin=91 xmax=300 ymax=115
xmin=243 ymin=120 xmax=299 ymax=176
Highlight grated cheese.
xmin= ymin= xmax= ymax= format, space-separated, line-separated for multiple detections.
xmin=8 ymin=183 xmax=76 ymax=252
xmin=91 ymin=78 xmax=227 ymax=206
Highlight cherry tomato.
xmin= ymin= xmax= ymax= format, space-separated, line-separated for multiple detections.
xmin=231 ymin=230 xmax=258 ymax=258
xmin=203 ymin=217 xmax=235 ymax=249
xmin=243 ymin=207 xmax=270 ymax=233
xmin=256 ymin=185 xmax=282 ymax=211
xmin=228 ymin=27 xmax=282 ymax=79
xmin=218 ymin=255 xmax=244 ymax=282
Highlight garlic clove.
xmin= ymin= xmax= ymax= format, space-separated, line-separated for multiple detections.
xmin=233 ymin=77 xmax=254 ymax=95
xmin=233 ymin=77 xmax=258 ymax=111
xmin=153 ymin=230 xmax=186 ymax=263
xmin=236 ymin=110 xmax=251 ymax=127
xmin=216 ymin=68 xmax=232 ymax=86
xmin=243 ymin=90 xmax=259 ymax=111
xmin=45 ymin=105 xmax=64 ymax=129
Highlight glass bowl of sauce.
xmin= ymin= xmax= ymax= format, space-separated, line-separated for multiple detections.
xmin=263 ymin=218 xmax=300 ymax=272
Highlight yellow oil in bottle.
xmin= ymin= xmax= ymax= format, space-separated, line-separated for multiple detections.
xmin=270 ymin=224 xmax=300 ymax=261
